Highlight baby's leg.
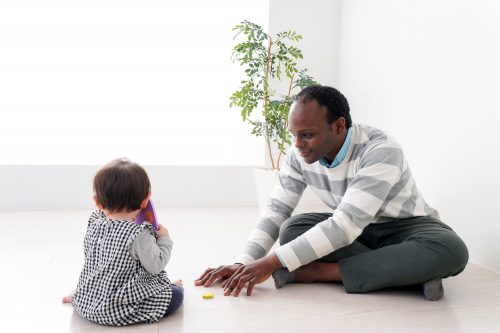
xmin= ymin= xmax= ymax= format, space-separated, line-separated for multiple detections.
xmin=162 ymin=282 xmax=184 ymax=317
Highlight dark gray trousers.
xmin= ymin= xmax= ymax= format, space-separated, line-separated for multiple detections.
xmin=279 ymin=213 xmax=469 ymax=293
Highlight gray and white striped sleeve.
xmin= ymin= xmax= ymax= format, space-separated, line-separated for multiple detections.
xmin=235 ymin=150 xmax=307 ymax=264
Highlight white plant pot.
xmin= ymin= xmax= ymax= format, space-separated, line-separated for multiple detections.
xmin=253 ymin=168 xmax=279 ymax=211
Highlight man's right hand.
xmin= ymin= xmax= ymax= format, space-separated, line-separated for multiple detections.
xmin=194 ymin=264 xmax=242 ymax=287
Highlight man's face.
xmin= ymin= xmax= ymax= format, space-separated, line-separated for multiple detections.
xmin=289 ymin=99 xmax=346 ymax=164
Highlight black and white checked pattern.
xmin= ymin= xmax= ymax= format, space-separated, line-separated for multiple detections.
xmin=71 ymin=211 xmax=172 ymax=326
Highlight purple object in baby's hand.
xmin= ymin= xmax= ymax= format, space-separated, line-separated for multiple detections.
xmin=135 ymin=200 xmax=159 ymax=230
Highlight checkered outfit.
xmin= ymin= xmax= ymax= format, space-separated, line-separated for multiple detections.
xmin=71 ymin=211 xmax=172 ymax=326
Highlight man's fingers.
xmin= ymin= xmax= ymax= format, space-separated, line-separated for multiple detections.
xmin=221 ymin=277 xmax=230 ymax=288
xmin=223 ymin=275 xmax=237 ymax=295
xmin=233 ymin=274 xmax=252 ymax=297
xmin=194 ymin=268 xmax=215 ymax=285
xmin=203 ymin=270 xmax=223 ymax=287
xmin=196 ymin=264 xmax=246 ymax=292
xmin=223 ymin=266 xmax=243 ymax=293
xmin=224 ymin=267 xmax=248 ymax=296
xmin=246 ymin=278 xmax=257 ymax=296
xmin=196 ymin=268 xmax=221 ymax=287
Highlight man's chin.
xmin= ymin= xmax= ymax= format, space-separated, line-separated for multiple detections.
xmin=302 ymin=155 xmax=319 ymax=164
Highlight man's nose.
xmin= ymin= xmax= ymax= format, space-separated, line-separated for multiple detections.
xmin=294 ymin=137 xmax=304 ymax=149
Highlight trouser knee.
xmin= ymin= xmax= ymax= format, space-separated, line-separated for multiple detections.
xmin=420 ymin=230 xmax=469 ymax=277
xmin=278 ymin=216 xmax=301 ymax=245
xmin=443 ymin=233 xmax=469 ymax=275
xmin=278 ymin=212 xmax=331 ymax=245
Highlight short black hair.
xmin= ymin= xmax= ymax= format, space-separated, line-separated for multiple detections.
xmin=294 ymin=85 xmax=352 ymax=128
xmin=93 ymin=158 xmax=150 ymax=213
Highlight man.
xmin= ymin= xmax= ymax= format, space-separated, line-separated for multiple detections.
xmin=195 ymin=85 xmax=468 ymax=301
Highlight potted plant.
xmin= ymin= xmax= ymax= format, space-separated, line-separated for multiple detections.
xmin=229 ymin=20 xmax=318 ymax=209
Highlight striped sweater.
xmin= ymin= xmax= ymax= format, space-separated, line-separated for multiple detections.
xmin=236 ymin=124 xmax=439 ymax=271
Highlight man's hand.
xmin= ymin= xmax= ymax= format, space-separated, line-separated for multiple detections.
xmin=194 ymin=264 xmax=242 ymax=287
xmin=223 ymin=253 xmax=282 ymax=297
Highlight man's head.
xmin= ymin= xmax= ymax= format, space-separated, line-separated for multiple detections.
xmin=93 ymin=158 xmax=151 ymax=213
xmin=289 ymin=85 xmax=352 ymax=164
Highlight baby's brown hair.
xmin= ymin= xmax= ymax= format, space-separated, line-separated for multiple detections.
xmin=93 ymin=158 xmax=150 ymax=213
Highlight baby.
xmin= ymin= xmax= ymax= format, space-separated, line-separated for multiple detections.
xmin=62 ymin=158 xmax=183 ymax=325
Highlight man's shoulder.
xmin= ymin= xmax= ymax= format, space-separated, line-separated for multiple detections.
xmin=355 ymin=124 xmax=388 ymax=142
xmin=354 ymin=124 xmax=401 ymax=148
xmin=352 ymin=124 xmax=406 ymax=170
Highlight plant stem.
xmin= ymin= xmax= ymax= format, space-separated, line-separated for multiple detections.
xmin=264 ymin=37 xmax=276 ymax=170
xmin=276 ymin=73 xmax=295 ymax=169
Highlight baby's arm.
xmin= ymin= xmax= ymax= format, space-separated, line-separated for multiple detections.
xmin=130 ymin=227 xmax=173 ymax=274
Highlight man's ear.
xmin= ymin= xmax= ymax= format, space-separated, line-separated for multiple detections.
xmin=140 ymin=192 xmax=151 ymax=209
xmin=93 ymin=195 xmax=103 ymax=210
xmin=335 ymin=117 xmax=346 ymax=134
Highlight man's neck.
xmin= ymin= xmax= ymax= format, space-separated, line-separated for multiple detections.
xmin=324 ymin=129 xmax=348 ymax=163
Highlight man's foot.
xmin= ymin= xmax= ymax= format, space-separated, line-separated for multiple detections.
xmin=272 ymin=268 xmax=296 ymax=289
xmin=422 ymin=278 xmax=444 ymax=301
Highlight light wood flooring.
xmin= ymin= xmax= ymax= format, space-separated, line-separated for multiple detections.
xmin=1 ymin=207 xmax=499 ymax=333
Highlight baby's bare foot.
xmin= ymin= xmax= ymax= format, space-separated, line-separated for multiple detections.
xmin=173 ymin=279 xmax=183 ymax=287
xmin=62 ymin=295 xmax=72 ymax=303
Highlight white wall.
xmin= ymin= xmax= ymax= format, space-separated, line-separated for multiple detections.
xmin=0 ymin=0 xmax=337 ymax=211
xmin=269 ymin=0 xmax=341 ymax=91
xmin=0 ymin=0 xmax=267 ymax=166
xmin=337 ymin=0 xmax=500 ymax=272
xmin=264 ymin=0 xmax=341 ymax=206
xmin=0 ymin=166 xmax=259 ymax=210
xmin=2 ymin=0 xmax=498 ymax=273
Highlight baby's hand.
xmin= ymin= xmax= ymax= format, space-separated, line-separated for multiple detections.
xmin=156 ymin=224 xmax=170 ymax=238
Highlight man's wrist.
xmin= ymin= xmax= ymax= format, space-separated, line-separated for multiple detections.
xmin=268 ymin=253 xmax=284 ymax=269
xmin=275 ymin=252 xmax=286 ymax=268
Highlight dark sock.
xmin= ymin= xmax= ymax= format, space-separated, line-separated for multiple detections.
xmin=272 ymin=268 xmax=296 ymax=289
xmin=422 ymin=278 xmax=444 ymax=301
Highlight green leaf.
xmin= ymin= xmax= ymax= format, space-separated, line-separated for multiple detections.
xmin=230 ymin=20 xmax=319 ymax=166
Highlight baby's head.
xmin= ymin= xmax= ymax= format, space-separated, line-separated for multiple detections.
xmin=93 ymin=158 xmax=150 ymax=213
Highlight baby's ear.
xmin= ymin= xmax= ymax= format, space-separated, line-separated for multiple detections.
xmin=140 ymin=192 xmax=151 ymax=209
xmin=93 ymin=195 xmax=103 ymax=210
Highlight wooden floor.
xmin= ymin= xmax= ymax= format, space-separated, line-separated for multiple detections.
xmin=1 ymin=207 xmax=499 ymax=333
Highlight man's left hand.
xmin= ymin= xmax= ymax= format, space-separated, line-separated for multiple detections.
xmin=223 ymin=253 xmax=282 ymax=296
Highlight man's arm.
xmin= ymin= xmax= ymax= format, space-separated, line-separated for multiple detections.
xmin=235 ymin=151 xmax=307 ymax=264
xmin=195 ymin=149 xmax=306 ymax=288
